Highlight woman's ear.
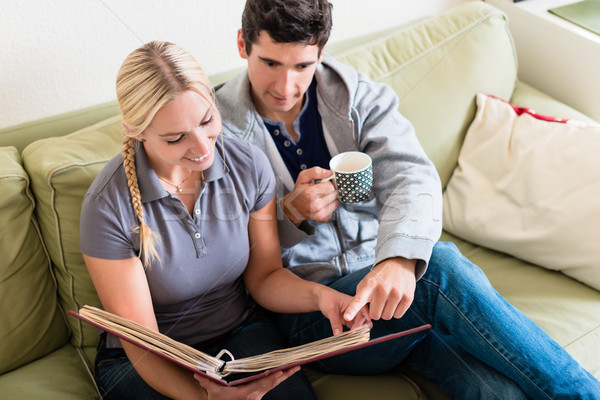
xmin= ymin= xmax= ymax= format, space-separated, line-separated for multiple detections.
xmin=122 ymin=123 xmax=134 ymax=135
xmin=122 ymin=123 xmax=145 ymax=142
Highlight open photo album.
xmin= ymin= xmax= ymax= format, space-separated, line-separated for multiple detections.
xmin=70 ymin=305 xmax=432 ymax=386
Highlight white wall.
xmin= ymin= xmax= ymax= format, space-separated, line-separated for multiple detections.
xmin=0 ymin=0 xmax=468 ymax=129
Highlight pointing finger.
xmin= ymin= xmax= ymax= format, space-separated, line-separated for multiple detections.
xmin=344 ymin=291 xmax=371 ymax=322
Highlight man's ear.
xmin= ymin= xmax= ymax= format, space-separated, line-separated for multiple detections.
xmin=237 ymin=29 xmax=249 ymax=59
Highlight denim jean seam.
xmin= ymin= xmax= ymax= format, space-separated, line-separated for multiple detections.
xmin=420 ymin=276 xmax=553 ymax=400
xmin=405 ymin=295 xmax=508 ymax=400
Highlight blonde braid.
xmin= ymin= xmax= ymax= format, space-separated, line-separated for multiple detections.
xmin=122 ymin=136 xmax=161 ymax=266
xmin=116 ymin=41 xmax=213 ymax=266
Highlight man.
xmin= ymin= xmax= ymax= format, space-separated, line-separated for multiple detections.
xmin=216 ymin=0 xmax=600 ymax=398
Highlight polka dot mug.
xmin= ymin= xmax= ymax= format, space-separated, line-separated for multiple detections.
xmin=321 ymin=151 xmax=373 ymax=203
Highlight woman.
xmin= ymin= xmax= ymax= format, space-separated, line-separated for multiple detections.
xmin=79 ymin=41 xmax=368 ymax=400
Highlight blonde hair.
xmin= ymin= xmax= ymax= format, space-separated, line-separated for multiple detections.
xmin=116 ymin=40 xmax=215 ymax=266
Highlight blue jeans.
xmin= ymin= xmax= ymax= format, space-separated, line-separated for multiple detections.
xmin=276 ymin=241 xmax=600 ymax=400
xmin=95 ymin=308 xmax=317 ymax=400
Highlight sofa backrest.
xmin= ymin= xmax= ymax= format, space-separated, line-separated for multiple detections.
xmin=332 ymin=2 xmax=517 ymax=187
xmin=0 ymin=103 xmax=120 ymax=154
xmin=0 ymin=147 xmax=70 ymax=374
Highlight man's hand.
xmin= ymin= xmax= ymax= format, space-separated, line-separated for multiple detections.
xmin=343 ymin=257 xmax=417 ymax=321
xmin=281 ymin=167 xmax=338 ymax=226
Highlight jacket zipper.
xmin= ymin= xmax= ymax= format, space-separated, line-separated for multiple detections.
xmin=332 ymin=210 xmax=347 ymax=276
xmin=333 ymin=116 xmax=358 ymax=277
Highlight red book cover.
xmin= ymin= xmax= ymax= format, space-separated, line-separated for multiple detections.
xmin=69 ymin=307 xmax=431 ymax=387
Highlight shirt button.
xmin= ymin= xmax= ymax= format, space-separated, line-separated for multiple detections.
xmin=273 ymin=129 xmax=280 ymax=136
xmin=296 ymin=148 xmax=303 ymax=155
xmin=194 ymin=209 xmax=201 ymax=215
xmin=300 ymin=164 xmax=307 ymax=170
xmin=284 ymin=140 xmax=291 ymax=147
xmin=194 ymin=232 xmax=202 ymax=239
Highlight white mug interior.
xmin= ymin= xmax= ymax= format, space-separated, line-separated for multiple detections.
xmin=329 ymin=151 xmax=372 ymax=173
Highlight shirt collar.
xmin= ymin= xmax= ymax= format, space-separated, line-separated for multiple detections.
xmin=262 ymin=78 xmax=316 ymax=141
xmin=203 ymin=137 xmax=229 ymax=183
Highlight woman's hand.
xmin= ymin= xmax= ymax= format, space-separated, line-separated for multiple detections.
xmin=194 ymin=366 xmax=300 ymax=400
xmin=316 ymin=286 xmax=372 ymax=335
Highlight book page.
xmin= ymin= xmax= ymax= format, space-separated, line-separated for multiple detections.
xmin=223 ymin=326 xmax=370 ymax=374
xmin=78 ymin=306 xmax=224 ymax=373
xmin=76 ymin=306 xmax=369 ymax=376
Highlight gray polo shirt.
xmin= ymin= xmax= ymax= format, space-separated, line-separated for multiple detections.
xmin=80 ymin=137 xmax=276 ymax=347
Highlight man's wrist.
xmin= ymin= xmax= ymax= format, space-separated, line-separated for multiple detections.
xmin=376 ymin=257 xmax=417 ymax=274
xmin=280 ymin=196 xmax=303 ymax=227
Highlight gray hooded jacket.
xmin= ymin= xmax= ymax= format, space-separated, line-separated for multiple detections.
xmin=216 ymin=55 xmax=442 ymax=284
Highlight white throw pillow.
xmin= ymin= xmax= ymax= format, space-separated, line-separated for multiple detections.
xmin=443 ymin=93 xmax=600 ymax=290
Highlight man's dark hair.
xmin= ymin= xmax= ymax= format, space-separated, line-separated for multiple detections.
xmin=241 ymin=0 xmax=333 ymax=55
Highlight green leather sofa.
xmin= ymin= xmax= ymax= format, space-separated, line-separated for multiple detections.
xmin=1 ymin=3 xmax=598 ymax=399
